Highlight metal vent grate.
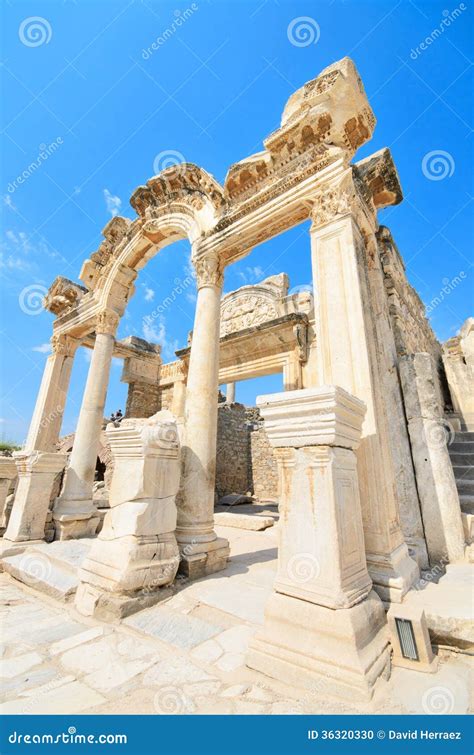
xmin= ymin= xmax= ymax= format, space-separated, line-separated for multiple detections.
xmin=395 ymin=617 xmax=419 ymax=661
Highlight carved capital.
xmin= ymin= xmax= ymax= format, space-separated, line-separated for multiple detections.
xmin=51 ymin=333 xmax=80 ymax=357
xmin=194 ymin=254 xmax=224 ymax=290
xmin=309 ymin=173 xmax=373 ymax=232
xmin=96 ymin=309 xmax=120 ymax=336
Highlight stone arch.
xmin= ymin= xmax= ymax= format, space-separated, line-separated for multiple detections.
xmin=79 ymin=163 xmax=227 ymax=316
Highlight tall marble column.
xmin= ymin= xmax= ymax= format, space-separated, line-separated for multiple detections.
xmin=177 ymin=252 xmax=229 ymax=577
xmin=0 ymin=334 xmax=78 ymax=553
xmin=25 ymin=334 xmax=79 ymax=452
xmin=309 ymin=173 xmax=418 ymax=602
xmin=53 ymin=309 xmax=119 ymax=540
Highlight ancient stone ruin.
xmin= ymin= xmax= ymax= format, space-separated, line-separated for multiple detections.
xmin=1 ymin=57 xmax=472 ymax=701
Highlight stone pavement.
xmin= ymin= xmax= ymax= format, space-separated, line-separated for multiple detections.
xmin=1 ymin=524 xmax=472 ymax=715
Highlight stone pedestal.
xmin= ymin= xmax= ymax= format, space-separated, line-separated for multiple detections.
xmin=177 ymin=253 xmax=229 ymax=577
xmin=247 ymin=387 xmax=390 ymax=700
xmin=0 ymin=458 xmax=17 ymax=534
xmin=310 ymin=192 xmax=418 ymax=602
xmin=54 ymin=310 xmax=118 ymax=539
xmin=75 ymin=411 xmax=181 ymax=621
xmin=399 ymin=353 xmax=465 ymax=564
xmin=1 ymin=452 xmax=66 ymax=558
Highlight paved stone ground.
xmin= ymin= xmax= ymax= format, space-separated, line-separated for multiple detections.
xmin=1 ymin=524 xmax=472 ymax=715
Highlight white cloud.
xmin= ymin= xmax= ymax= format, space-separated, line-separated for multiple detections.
xmin=237 ymin=265 xmax=265 ymax=284
xmin=32 ymin=343 xmax=51 ymax=353
xmin=142 ymin=316 xmax=178 ymax=361
xmin=144 ymin=286 xmax=155 ymax=302
xmin=103 ymin=188 xmax=122 ymax=217
xmin=4 ymin=195 xmax=17 ymax=210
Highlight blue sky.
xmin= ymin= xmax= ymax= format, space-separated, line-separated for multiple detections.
xmin=1 ymin=0 xmax=472 ymax=444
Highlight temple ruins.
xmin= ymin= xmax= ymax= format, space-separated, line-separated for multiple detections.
xmin=1 ymin=57 xmax=472 ymax=702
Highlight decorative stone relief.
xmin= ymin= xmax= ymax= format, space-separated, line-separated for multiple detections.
xmin=95 ymin=309 xmax=120 ymax=336
xmin=194 ymin=254 xmax=224 ymax=289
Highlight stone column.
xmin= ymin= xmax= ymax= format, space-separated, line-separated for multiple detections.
xmin=24 ymin=334 xmax=78 ymax=452
xmin=309 ymin=175 xmax=418 ymax=602
xmin=247 ymin=387 xmax=390 ymax=701
xmin=443 ymin=318 xmax=474 ymax=431
xmin=75 ymin=412 xmax=180 ymax=621
xmin=226 ymin=382 xmax=236 ymax=404
xmin=0 ymin=458 xmax=18 ymax=534
xmin=399 ymin=353 xmax=465 ymax=564
xmin=0 ymin=334 xmax=78 ymax=556
xmin=2 ymin=452 xmax=67 ymax=549
xmin=171 ymin=378 xmax=187 ymax=418
xmin=177 ymin=252 xmax=229 ymax=577
xmin=53 ymin=309 xmax=119 ymax=540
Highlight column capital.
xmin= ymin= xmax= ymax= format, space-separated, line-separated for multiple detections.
xmin=95 ymin=308 xmax=120 ymax=336
xmin=194 ymin=253 xmax=224 ymax=290
xmin=309 ymin=171 xmax=375 ymax=235
xmin=51 ymin=333 xmax=80 ymax=357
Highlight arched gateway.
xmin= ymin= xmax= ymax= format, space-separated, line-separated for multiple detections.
xmin=1 ymin=57 xmax=467 ymax=700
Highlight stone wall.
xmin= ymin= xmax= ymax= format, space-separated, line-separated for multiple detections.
xmin=214 ymin=403 xmax=279 ymax=501
xmin=215 ymin=403 xmax=250 ymax=498
xmin=249 ymin=423 xmax=279 ymax=501
xmin=377 ymin=226 xmax=451 ymax=410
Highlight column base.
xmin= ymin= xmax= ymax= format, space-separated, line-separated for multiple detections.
xmin=178 ymin=537 xmax=229 ymax=579
xmin=247 ymin=590 xmax=390 ymax=702
xmin=75 ymin=534 xmax=180 ymax=621
xmin=75 ymin=581 xmax=174 ymax=622
xmin=367 ymin=541 xmax=419 ymax=605
xmin=53 ymin=500 xmax=100 ymax=541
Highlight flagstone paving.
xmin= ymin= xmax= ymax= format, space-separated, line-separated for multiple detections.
xmin=0 ymin=525 xmax=472 ymax=715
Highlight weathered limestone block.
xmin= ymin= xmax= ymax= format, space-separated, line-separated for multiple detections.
xmin=0 ymin=458 xmax=17 ymax=534
xmin=399 ymin=354 xmax=465 ymax=565
xmin=247 ymin=387 xmax=390 ymax=701
xmin=0 ymin=452 xmax=66 ymax=559
xmin=75 ymin=411 xmax=181 ymax=620
xmin=443 ymin=318 xmax=474 ymax=431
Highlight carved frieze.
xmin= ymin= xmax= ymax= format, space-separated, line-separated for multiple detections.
xmin=220 ymin=294 xmax=279 ymax=336
xmin=44 ymin=277 xmax=87 ymax=316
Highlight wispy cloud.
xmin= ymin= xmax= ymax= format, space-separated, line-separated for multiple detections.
xmin=142 ymin=316 xmax=178 ymax=361
xmin=103 ymin=188 xmax=122 ymax=217
xmin=143 ymin=285 xmax=155 ymax=302
xmin=237 ymin=265 xmax=264 ymax=284
xmin=32 ymin=343 xmax=51 ymax=353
